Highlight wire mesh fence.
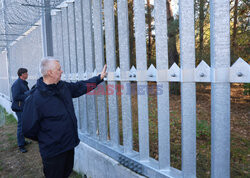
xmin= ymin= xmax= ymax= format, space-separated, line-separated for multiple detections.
xmin=0 ymin=0 xmax=64 ymax=51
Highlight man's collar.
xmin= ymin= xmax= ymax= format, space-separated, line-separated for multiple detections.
xmin=18 ymin=77 xmax=28 ymax=84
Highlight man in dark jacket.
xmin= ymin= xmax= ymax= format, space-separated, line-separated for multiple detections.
xmin=22 ymin=57 xmax=107 ymax=178
xmin=11 ymin=68 xmax=30 ymax=153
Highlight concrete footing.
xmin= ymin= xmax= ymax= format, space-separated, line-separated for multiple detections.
xmin=74 ymin=142 xmax=145 ymax=178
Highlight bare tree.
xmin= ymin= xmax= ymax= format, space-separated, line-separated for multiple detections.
xmin=232 ymin=0 xmax=239 ymax=49
xmin=146 ymin=0 xmax=152 ymax=65
xmin=167 ymin=0 xmax=179 ymax=66
xmin=199 ymin=0 xmax=205 ymax=61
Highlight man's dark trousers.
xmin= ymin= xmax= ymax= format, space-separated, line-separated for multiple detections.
xmin=42 ymin=149 xmax=74 ymax=178
xmin=15 ymin=111 xmax=25 ymax=147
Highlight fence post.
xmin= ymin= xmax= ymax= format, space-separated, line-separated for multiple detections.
xmin=51 ymin=11 xmax=57 ymax=58
xmin=75 ymin=0 xmax=87 ymax=132
xmin=179 ymin=0 xmax=196 ymax=177
xmin=155 ymin=0 xmax=171 ymax=170
xmin=92 ymin=0 xmax=108 ymax=141
xmin=67 ymin=1 xmax=77 ymax=75
xmin=117 ymin=0 xmax=133 ymax=153
xmin=104 ymin=0 xmax=120 ymax=147
xmin=41 ymin=0 xmax=53 ymax=56
xmin=82 ymin=0 xmax=98 ymax=138
xmin=61 ymin=4 xmax=71 ymax=79
xmin=133 ymin=0 xmax=149 ymax=161
xmin=55 ymin=10 xmax=65 ymax=71
xmin=67 ymin=1 xmax=80 ymax=125
xmin=2 ymin=0 xmax=12 ymax=98
xmin=210 ymin=0 xmax=230 ymax=177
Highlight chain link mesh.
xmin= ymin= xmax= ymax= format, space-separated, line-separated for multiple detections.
xmin=0 ymin=0 xmax=64 ymax=51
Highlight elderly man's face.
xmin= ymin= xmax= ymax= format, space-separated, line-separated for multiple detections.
xmin=50 ymin=61 xmax=63 ymax=84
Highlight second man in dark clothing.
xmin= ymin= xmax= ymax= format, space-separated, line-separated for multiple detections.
xmin=11 ymin=68 xmax=31 ymax=153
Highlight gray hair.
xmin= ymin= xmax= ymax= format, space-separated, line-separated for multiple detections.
xmin=40 ymin=57 xmax=60 ymax=76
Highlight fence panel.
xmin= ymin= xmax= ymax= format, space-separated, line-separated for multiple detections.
xmin=47 ymin=0 xmax=249 ymax=177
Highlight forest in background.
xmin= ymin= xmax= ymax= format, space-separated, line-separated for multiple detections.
xmin=105 ymin=0 xmax=249 ymax=94
xmin=108 ymin=0 xmax=249 ymax=68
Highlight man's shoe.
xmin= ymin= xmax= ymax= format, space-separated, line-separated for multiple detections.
xmin=19 ymin=147 xmax=27 ymax=153
xmin=24 ymin=140 xmax=32 ymax=146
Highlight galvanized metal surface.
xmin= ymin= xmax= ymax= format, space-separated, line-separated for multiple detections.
xmin=117 ymin=0 xmax=133 ymax=154
xmin=82 ymin=0 xmax=97 ymax=138
xmin=210 ymin=0 xmax=231 ymax=177
xmin=74 ymin=0 xmax=87 ymax=133
xmin=133 ymin=0 xmax=149 ymax=161
xmin=55 ymin=10 xmax=65 ymax=71
xmin=51 ymin=12 xmax=57 ymax=57
xmin=67 ymin=2 xmax=77 ymax=73
xmin=61 ymin=6 xmax=70 ymax=77
xmin=179 ymin=0 xmax=196 ymax=177
xmin=79 ymin=132 xmax=182 ymax=178
xmin=92 ymin=0 xmax=108 ymax=142
xmin=154 ymin=0 xmax=171 ymax=170
xmin=104 ymin=0 xmax=120 ymax=147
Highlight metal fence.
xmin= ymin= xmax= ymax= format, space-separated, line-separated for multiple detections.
xmin=0 ymin=0 xmax=249 ymax=177
xmin=49 ymin=0 xmax=249 ymax=178
xmin=0 ymin=0 xmax=64 ymax=52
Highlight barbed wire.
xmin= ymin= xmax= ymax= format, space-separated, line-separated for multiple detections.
xmin=0 ymin=0 xmax=64 ymax=50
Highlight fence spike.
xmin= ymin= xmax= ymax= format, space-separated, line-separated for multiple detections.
xmin=115 ymin=67 xmax=120 ymax=78
xmin=230 ymin=58 xmax=250 ymax=83
xmin=168 ymin=62 xmax=180 ymax=82
xmin=130 ymin=65 xmax=137 ymax=78
xmin=195 ymin=60 xmax=210 ymax=82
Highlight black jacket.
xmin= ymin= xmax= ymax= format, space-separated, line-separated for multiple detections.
xmin=22 ymin=75 xmax=103 ymax=159
xmin=11 ymin=78 xmax=29 ymax=112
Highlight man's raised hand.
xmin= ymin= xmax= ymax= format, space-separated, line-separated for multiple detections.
xmin=100 ymin=64 xmax=107 ymax=80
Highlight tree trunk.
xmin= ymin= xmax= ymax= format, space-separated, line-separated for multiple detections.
xmin=147 ymin=0 xmax=152 ymax=65
xmin=232 ymin=0 xmax=238 ymax=49
xmin=199 ymin=0 xmax=205 ymax=63
xmin=128 ymin=0 xmax=136 ymax=67
xmin=167 ymin=0 xmax=180 ymax=95
xmin=167 ymin=0 xmax=179 ymax=67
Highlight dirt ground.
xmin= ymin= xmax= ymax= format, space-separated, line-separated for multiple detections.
xmin=127 ymin=83 xmax=249 ymax=177
xmin=0 ymin=117 xmax=44 ymax=178
xmin=0 ymin=83 xmax=249 ymax=177
xmin=0 ymin=113 xmax=82 ymax=178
